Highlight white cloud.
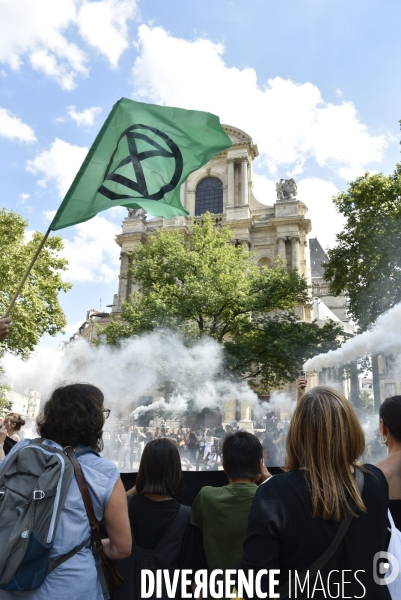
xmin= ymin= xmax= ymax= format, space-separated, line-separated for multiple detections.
xmin=252 ymin=173 xmax=276 ymax=204
xmin=19 ymin=193 xmax=30 ymax=200
xmin=0 ymin=107 xmax=36 ymax=142
xmin=77 ymin=0 xmax=137 ymax=68
xmin=296 ymin=178 xmax=344 ymax=250
xmin=132 ymin=25 xmax=387 ymax=181
xmin=0 ymin=0 xmax=137 ymax=89
xmin=43 ymin=210 xmax=56 ymax=223
xmin=42 ymin=209 xmax=121 ymax=283
xmin=67 ymin=104 xmax=101 ymax=127
xmin=24 ymin=229 xmax=35 ymax=243
xmin=26 ymin=138 xmax=88 ymax=197
xmin=0 ymin=0 xmax=87 ymax=89
xmin=64 ymin=318 xmax=87 ymax=336
xmin=59 ymin=215 xmax=121 ymax=283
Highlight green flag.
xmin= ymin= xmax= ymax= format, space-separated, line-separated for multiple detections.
xmin=49 ymin=98 xmax=232 ymax=230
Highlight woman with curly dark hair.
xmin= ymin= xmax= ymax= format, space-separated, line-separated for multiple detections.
xmin=0 ymin=383 xmax=131 ymax=600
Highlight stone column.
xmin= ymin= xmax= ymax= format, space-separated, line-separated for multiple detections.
xmin=117 ymin=252 xmax=129 ymax=309
xmin=291 ymin=237 xmax=301 ymax=271
xmin=350 ymin=361 xmax=360 ymax=408
xmin=372 ymin=355 xmax=381 ymax=411
xmin=227 ymin=158 xmax=235 ymax=206
xmin=304 ymin=235 xmax=312 ymax=283
xmin=276 ymin=237 xmax=287 ymax=263
xmin=241 ymin=156 xmax=249 ymax=205
xmin=240 ymin=401 xmax=251 ymax=421
xmin=180 ymin=180 xmax=187 ymax=209
xmin=238 ymin=401 xmax=254 ymax=431
xmin=223 ymin=399 xmax=236 ymax=423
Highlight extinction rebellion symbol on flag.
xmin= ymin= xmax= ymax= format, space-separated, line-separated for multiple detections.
xmin=98 ymin=124 xmax=184 ymax=202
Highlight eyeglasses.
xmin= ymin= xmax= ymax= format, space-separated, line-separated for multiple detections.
xmin=102 ymin=409 xmax=111 ymax=419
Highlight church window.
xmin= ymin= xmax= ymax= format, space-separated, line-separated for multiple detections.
xmin=258 ymin=257 xmax=272 ymax=268
xmin=195 ymin=177 xmax=223 ymax=216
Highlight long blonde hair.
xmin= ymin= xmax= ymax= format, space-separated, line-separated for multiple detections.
xmin=285 ymin=386 xmax=366 ymax=521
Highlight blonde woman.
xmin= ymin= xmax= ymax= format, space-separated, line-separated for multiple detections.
xmin=239 ymin=386 xmax=389 ymax=599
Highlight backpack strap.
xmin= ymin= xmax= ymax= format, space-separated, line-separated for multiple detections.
xmin=63 ymin=447 xmax=103 ymax=553
xmin=46 ymin=536 xmax=92 ymax=575
xmin=64 ymin=446 xmax=124 ymax=600
xmin=279 ymin=467 xmax=364 ymax=599
xmin=153 ymin=504 xmax=190 ymax=553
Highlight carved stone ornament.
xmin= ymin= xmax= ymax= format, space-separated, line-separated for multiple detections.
xmin=276 ymin=178 xmax=298 ymax=201
xmin=127 ymin=207 xmax=146 ymax=219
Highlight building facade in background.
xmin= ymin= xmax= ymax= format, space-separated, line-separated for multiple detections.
xmin=106 ymin=125 xmax=353 ymax=425
xmin=2 ymin=385 xmax=41 ymax=419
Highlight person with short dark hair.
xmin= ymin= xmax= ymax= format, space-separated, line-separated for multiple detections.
xmin=201 ymin=443 xmax=220 ymax=471
xmin=116 ymin=438 xmax=206 ymax=600
xmin=376 ymin=395 xmax=401 ymax=530
xmin=190 ymin=431 xmax=270 ymax=584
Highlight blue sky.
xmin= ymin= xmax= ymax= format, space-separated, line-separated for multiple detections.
xmin=0 ymin=0 xmax=400 ymax=347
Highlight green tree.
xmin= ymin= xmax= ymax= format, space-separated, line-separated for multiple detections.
xmin=0 ymin=385 xmax=12 ymax=415
xmin=324 ymin=165 xmax=401 ymax=331
xmin=105 ymin=213 xmax=343 ymax=392
xmin=359 ymin=390 xmax=374 ymax=415
xmin=226 ymin=314 xmax=344 ymax=392
xmin=0 ymin=209 xmax=71 ymax=357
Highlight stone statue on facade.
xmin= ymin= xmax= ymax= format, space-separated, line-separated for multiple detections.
xmin=127 ymin=207 xmax=146 ymax=219
xmin=276 ymin=178 xmax=298 ymax=201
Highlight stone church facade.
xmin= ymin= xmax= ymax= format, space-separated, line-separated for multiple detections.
xmin=113 ymin=125 xmax=313 ymax=315
xmin=111 ymin=125 xmax=317 ymax=427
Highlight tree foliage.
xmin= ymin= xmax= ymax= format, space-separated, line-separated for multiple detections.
xmin=226 ymin=315 xmax=345 ymax=392
xmin=105 ymin=213 xmax=342 ymax=392
xmin=324 ymin=165 xmax=401 ymax=331
xmin=0 ymin=209 xmax=71 ymax=357
xmin=359 ymin=390 xmax=374 ymax=415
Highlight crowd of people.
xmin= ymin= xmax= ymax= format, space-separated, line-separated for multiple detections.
xmin=1 ymin=376 xmax=400 ymax=599
xmin=102 ymin=423 xmax=238 ymax=471
xmin=99 ymin=411 xmax=386 ymax=473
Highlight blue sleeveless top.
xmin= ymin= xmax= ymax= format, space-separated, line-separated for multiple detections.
xmin=0 ymin=438 xmax=120 ymax=600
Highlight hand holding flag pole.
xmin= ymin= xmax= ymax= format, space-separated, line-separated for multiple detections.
xmin=3 ymin=98 xmax=232 ymax=318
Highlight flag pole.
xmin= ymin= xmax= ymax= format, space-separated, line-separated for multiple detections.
xmin=4 ymin=228 xmax=51 ymax=317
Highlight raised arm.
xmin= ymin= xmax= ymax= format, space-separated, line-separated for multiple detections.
xmin=0 ymin=317 xmax=11 ymax=342
xmin=296 ymin=375 xmax=307 ymax=403
xmin=0 ymin=425 xmax=6 ymax=461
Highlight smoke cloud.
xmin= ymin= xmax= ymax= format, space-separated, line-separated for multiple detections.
xmin=1 ymin=331 xmax=276 ymax=418
xmin=304 ymin=302 xmax=401 ymax=372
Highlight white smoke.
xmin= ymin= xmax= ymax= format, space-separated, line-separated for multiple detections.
xmin=0 ymin=331 xmax=265 ymax=418
xmin=304 ymin=302 xmax=401 ymax=372
xmin=252 ymin=391 xmax=296 ymax=421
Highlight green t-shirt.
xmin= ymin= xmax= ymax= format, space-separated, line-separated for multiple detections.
xmin=190 ymin=483 xmax=258 ymax=574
